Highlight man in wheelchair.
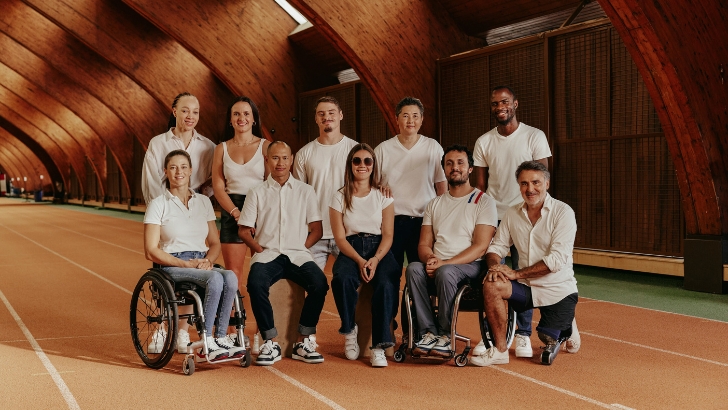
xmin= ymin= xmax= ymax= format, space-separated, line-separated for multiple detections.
xmin=405 ymin=145 xmax=497 ymax=357
xmin=473 ymin=161 xmax=578 ymax=366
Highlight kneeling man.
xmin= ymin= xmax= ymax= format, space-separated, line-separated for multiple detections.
xmin=239 ymin=141 xmax=329 ymax=366
xmin=472 ymin=160 xmax=577 ymax=366
xmin=406 ymin=145 xmax=497 ymax=357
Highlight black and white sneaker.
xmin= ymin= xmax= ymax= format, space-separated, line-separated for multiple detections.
xmin=255 ymin=340 xmax=282 ymax=366
xmin=292 ymin=337 xmax=324 ymax=364
xmin=412 ymin=332 xmax=438 ymax=356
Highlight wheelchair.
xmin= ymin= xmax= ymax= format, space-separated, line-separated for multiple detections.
xmin=129 ymin=266 xmax=252 ymax=375
xmin=394 ymin=276 xmax=517 ymax=367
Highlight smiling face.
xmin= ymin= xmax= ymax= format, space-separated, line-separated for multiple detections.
xmin=230 ymin=101 xmax=253 ymax=134
xmin=518 ymin=169 xmax=550 ymax=208
xmin=350 ymin=149 xmax=374 ymax=182
xmin=164 ymin=154 xmax=192 ymax=189
xmin=490 ymin=89 xmax=518 ymax=126
xmin=315 ymin=102 xmax=343 ymax=134
xmin=266 ymin=142 xmax=292 ymax=181
xmin=173 ymin=96 xmax=200 ymax=132
xmin=396 ymin=105 xmax=423 ymax=137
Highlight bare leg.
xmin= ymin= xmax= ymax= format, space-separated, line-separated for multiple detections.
xmin=482 ymin=280 xmax=513 ymax=352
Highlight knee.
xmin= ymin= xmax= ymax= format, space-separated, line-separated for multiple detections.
xmin=246 ymin=270 xmax=267 ymax=293
xmin=482 ymin=280 xmax=506 ymax=300
xmin=223 ymin=270 xmax=238 ymax=290
xmin=405 ymin=262 xmax=426 ymax=281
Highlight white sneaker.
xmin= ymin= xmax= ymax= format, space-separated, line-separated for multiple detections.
xmin=472 ymin=340 xmax=486 ymax=356
xmin=370 ymin=348 xmax=387 ymax=367
xmin=216 ymin=335 xmax=246 ymax=359
xmin=255 ymin=340 xmax=282 ymax=366
xmin=514 ymin=334 xmax=533 ymax=358
xmin=344 ymin=325 xmax=360 ymax=360
xmin=470 ymin=347 xmax=509 ymax=367
xmin=147 ymin=328 xmax=166 ymax=354
xmin=565 ymin=318 xmax=581 ymax=353
xmin=252 ymin=333 xmax=260 ymax=355
xmin=177 ymin=329 xmax=191 ymax=354
xmin=201 ymin=336 xmax=228 ymax=362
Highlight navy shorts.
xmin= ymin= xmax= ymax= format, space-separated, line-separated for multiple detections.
xmin=219 ymin=194 xmax=246 ymax=243
xmin=508 ymin=280 xmax=577 ymax=338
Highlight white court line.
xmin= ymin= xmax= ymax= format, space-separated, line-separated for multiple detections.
xmin=322 ymin=310 xmax=340 ymax=317
xmin=1 ymin=332 xmax=129 ymax=343
xmin=611 ymin=404 xmax=636 ymax=410
xmin=45 ymin=223 xmax=144 ymax=255
xmin=489 ymin=366 xmax=619 ymax=409
xmin=582 ymin=331 xmax=728 ymax=367
xmin=0 ymin=223 xmax=132 ymax=295
xmin=32 ymin=371 xmax=76 ymax=377
xmin=265 ymin=367 xmax=346 ymax=410
xmin=0 ymin=289 xmax=80 ymax=410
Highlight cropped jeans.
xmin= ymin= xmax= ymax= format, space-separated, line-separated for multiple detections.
xmin=161 ymin=251 xmax=238 ymax=338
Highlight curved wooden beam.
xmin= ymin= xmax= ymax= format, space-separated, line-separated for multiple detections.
xmin=599 ymin=0 xmax=728 ymax=235
xmin=289 ymin=0 xmax=483 ymax=137
xmin=0 ymin=49 xmax=134 ymax=195
xmin=0 ymin=84 xmax=106 ymax=192
xmin=0 ymin=121 xmax=65 ymax=190
xmin=121 ymin=0 xmax=303 ymax=146
xmin=0 ymin=1 xmax=168 ymax=149
xmin=0 ymin=130 xmax=50 ymax=191
xmin=23 ymin=0 xmax=235 ymax=140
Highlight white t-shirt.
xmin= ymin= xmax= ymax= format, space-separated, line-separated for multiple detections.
xmin=143 ymin=189 xmax=215 ymax=254
xmin=472 ymin=123 xmax=551 ymax=219
xmin=375 ymin=135 xmax=447 ymax=217
xmin=487 ymin=194 xmax=578 ymax=307
xmin=423 ymin=188 xmax=498 ymax=260
xmin=293 ymin=136 xmax=358 ymax=239
xmin=329 ymin=189 xmax=394 ymax=237
xmin=141 ymin=129 xmax=216 ymax=204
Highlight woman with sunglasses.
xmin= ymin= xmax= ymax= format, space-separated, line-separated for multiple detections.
xmin=329 ymin=143 xmax=400 ymax=367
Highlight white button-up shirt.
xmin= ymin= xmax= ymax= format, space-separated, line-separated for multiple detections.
xmin=143 ymin=189 xmax=215 ymax=254
xmin=141 ymin=129 xmax=216 ymax=204
xmin=487 ymin=193 xmax=578 ymax=307
xmin=239 ymin=176 xmax=322 ymax=267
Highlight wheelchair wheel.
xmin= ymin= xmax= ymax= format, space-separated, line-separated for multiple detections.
xmin=454 ymin=354 xmax=468 ymax=367
xmin=480 ymin=304 xmax=517 ymax=350
xmin=130 ymin=270 xmax=179 ymax=369
xmin=183 ymin=356 xmax=195 ymax=376
xmin=393 ymin=348 xmax=406 ymax=363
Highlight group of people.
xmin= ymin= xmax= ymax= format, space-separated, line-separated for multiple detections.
xmin=141 ymin=85 xmax=581 ymax=368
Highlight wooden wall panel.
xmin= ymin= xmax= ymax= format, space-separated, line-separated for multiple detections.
xmin=0 ymin=131 xmax=47 ymax=191
xmin=23 ymin=0 xmax=234 ymax=141
xmin=0 ymin=104 xmax=73 ymax=190
xmin=0 ymin=126 xmax=60 ymax=191
xmin=0 ymin=1 xmax=167 ymax=149
xmin=289 ymin=0 xmax=483 ymax=139
xmin=599 ymin=0 xmax=728 ymax=235
xmin=122 ymin=0 xmax=303 ymax=147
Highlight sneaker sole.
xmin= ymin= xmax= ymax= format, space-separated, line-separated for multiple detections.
xmin=292 ymin=354 xmax=324 ymax=364
xmin=515 ymin=348 xmax=533 ymax=358
xmin=471 ymin=357 xmax=509 ymax=367
xmin=429 ymin=348 xmax=452 ymax=358
xmin=255 ymin=355 xmax=282 ymax=366
xmin=371 ymin=361 xmax=388 ymax=367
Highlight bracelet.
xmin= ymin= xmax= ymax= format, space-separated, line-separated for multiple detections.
xmin=372 ymin=255 xmax=380 ymax=262
xmin=229 ymin=207 xmax=238 ymax=215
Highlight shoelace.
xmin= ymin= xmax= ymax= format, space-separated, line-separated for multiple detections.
xmin=302 ymin=338 xmax=318 ymax=352
xmin=260 ymin=341 xmax=273 ymax=355
xmin=373 ymin=350 xmax=386 ymax=360
xmin=517 ymin=337 xmax=528 ymax=348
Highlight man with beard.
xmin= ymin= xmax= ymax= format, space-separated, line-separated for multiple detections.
xmin=293 ymin=96 xmax=358 ymax=272
xmin=470 ymin=86 xmax=577 ymax=358
xmin=405 ymin=145 xmax=497 ymax=357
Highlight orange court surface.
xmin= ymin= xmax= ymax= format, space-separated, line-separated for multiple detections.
xmin=1 ymin=198 xmax=727 ymax=409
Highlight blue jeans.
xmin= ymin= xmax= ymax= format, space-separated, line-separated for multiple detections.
xmin=391 ymin=216 xmax=423 ymax=320
xmin=406 ymin=260 xmax=481 ymax=336
xmin=247 ymin=254 xmax=329 ymax=341
xmin=331 ymin=235 xmax=400 ymax=348
xmin=309 ymin=238 xmax=340 ymax=271
xmin=161 ymin=251 xmax=238 ymax=338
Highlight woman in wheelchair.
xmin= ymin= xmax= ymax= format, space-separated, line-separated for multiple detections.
xmin=144 ymin=149 xmax=244 ymax=361
xmin=329 ymin=144 xmax=400 ymax=367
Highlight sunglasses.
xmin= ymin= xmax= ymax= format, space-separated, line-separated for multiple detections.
xmin=352 ymin=157 xmax=374 ymax=166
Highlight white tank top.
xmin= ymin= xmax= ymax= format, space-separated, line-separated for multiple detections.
xmin=222 ymin=139 xmax=265 ymax=195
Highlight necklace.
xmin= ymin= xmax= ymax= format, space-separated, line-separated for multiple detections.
xmin=231 ymin=137 xmax=257 ymax=147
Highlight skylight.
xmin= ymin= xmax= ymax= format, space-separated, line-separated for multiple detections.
xmin=274 ymin=0 xmax=308 ymax=25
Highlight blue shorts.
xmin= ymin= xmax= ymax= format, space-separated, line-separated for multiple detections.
xmin=508 ymin=280 xmax=577 ymax=339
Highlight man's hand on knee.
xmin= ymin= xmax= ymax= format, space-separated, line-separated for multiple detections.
xmin=486 ymin=264 xmax=516 ymax=281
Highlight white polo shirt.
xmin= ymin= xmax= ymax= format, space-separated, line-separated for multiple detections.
xmin=375 ymin=135 xmax=447 ymax=217
xmin=423 ymin=188 xmax=498 ymax=261
xmin=472 ymin=123 xmax=551 ymax=219
xmin=487 ymin=193 xmax=578 ymax=307
xmin=143 ymin=189 xmax=215 ymax=254
xmin=141 ymin=128 xmax=216 ymax=204
xmin=239 ymin=176 xmax=322 ymax=267
xmin=329 ymin=189 xmax=394 ymax=237
xmin=292 ymin=136 xmax=358 ymax=240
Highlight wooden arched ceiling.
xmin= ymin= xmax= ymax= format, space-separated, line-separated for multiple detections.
xmin=0 ymin=41 xmax=135 ymax=194
xmin=0 ymin=129 xmax=50 ymax=191
xmin=600 ymin=0 xmax=728 ymax=236
xmin=23 ymin=0 xmax=235 ymax=141
xmin=121 ymin=0 xmax=304 ymax=147
xmin=0 ymin=83 xmax=106 ymax=191
xmin=0 ymin=117 xmax=66 ymax=189
xmin=0 ymin=1 xmax=167 ymax=150
xmin=288 ymin=0 xmax=484 ymax=138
